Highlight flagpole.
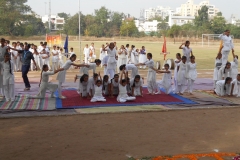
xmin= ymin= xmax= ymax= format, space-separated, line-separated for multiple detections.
xmin=79 ymin=0 xmax=81 ymax=62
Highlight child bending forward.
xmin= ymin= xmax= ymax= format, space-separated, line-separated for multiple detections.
xmin=117 ymin=71 xmax=136 ymax=103
xmin=35 ymin=64 xmax=64 ymax=98
xmin=215 ymin=77 xmax=232 ymax=96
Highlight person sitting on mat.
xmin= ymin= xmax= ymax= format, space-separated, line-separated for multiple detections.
xmin=109 ymin=74 xmax=120 ymax=98
xmin=90 ymin=73 xmax=106 ymax=102
xmin=79 ymin=74 xmax=91 ymax=99
xmin=130 ymin=75 xmax=143 ymax=97
xmin=102 ymin=75 xmax=111 ymax=96
xmin=117 ymin=70 xmax=136 ymax=103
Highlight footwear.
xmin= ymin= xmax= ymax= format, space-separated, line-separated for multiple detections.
xmin=11 ymin=99 xmax=15 ymax=102
xmin=51 ymin=95 xmax=57 ymax=98
xmin=155 ymin=91 xmax=161 ymax=94
xmin=59 ymin=96 xmax=66 ymax=99
xmin=24 ymin=88 xmax=30 ymax=91
xmin=5 ymin=99 xmax=10 ymax=102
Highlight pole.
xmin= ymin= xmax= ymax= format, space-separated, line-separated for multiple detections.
xmin=79 ymin=0 xmax=81 ymax=62
xmin=48 ymin=0 xmax=51 ymax=31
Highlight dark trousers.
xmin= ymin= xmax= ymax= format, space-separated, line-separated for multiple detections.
xmin=22 ymin=65 xmax=31 ymax=88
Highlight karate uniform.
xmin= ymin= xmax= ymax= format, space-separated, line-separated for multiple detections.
xmin=56 ymin=60 xmax=73 ymax=97
xmin=182 ymin=46 xmax=192 ymax=63
xmin=117 ymin=49 xmax=127 ymax=73
xmin=186 ymin=62 xmax=197 ymax=93
xmin=219 ymin=34 xmax=234 ymax=66
xmin=215 ymin=80 xmax=231 ymax=96
xmin=36 ymin=71 xmax=58 ymax=98
xmin=177 ymin=61 xmax=188 ymax=94
xmin=117 ymin=84 xmax=136 ymax=103
xmin=125 ymin=64 xmax=139 ymax=79
xmin=84 ymin=47 xmax=90 ymax=64
xmin=130 ymin=78 xmax=143 ymax=96
xmin=157 ymin=71 xmax=172 ymax=94
xmin=90 ymin=85 xmax=106 ymax=102
xmin=0 ymin=60 xmax=15 ymax=101
xmin=231 ymin=79 xmax=240 ymax=97
xmin=144 ymin=59 xmax=157 ymax=93
xmin=231 ymin=58 xmax=238 ymax=80
xmin=79 ymin=81 xmax=90 ymax=97
xmin=52 ymin=49 xmax=59 ymax=71
xmin=107 ymin=48 xmax=117 ymax=78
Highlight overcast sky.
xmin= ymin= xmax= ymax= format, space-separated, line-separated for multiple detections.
xmin=27 ymin=0 xmax=239 ymax=19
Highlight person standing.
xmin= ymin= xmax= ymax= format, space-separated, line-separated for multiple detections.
xmin=51 ymin=45 xmax=59 ymax=71
xmin=0 ymin=38 xmax=8 ymax=95
xmin=139 ymin=46 xmax=147 ymax=69
xmin=219 ymin=30 xmax=234 ymax=66
xmin=179 ymin=41 xmax=193 ymax=63
xmin=10 ymin=44 xmax=37 ymax=91
xmin=117 ymin=45 xmax=127 ymax=73
xmin=89 ymin=43 xmax=96 ymax=62
xmin=84 ymin=44 xmax=90 ymax=64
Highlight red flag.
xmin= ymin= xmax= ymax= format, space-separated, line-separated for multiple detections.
xmin=162 ymin=37 xmax=167 ymax=60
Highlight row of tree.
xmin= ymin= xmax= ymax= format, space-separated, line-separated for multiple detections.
xmin=1 ymin=1 xmax=240 ymax=38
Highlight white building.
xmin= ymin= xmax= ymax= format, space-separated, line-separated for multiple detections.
xmin=144 ymin=6 xmax=174 ymax=21
xmin=42 ymin=15 xmax=65 ymax=30
xmin=135 ymin=20 xmax=160 ymax=33
xmin=176 ymin=0 xmax=220 ymax=18
xmin=168 ymin=15 xmax=195 ymax=27
xmin=229 ymin=14 xmax=240 ymax=26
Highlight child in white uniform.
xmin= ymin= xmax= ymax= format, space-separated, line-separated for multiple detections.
xmin=230 ymin=52 xmax=238 ymax=80
xmin=119 ymin=64 xmax=139 ymax=79
xmin=103 ymin=75 xmax=110 ymax=96
xmin=130 ymin=75 xmax=143 ymax=96
xmin=218 ymin=62 xmax=232 ymax=81
xmin=213 ymin=53 xmax=222 ymax=89
xmin=84 ymin=44 xmax=90 ymax=64
xmin=89 ymin=73 xmax=99 ymax=97
xmin=230 ymin=74 xmax=240 ymax=97
xmin=79 ymin=59 xmax=101 ymax=75
xmin=174 ymin=53 xmax=182 ymax=93
xmin=35 ymin=65 xmax=63 ymax=98
xmin=10 ymin=42 xmax=19 ymax=72
xmin=117 ymin=71 xmax=136 ymax=103
xmin=179 ymin=41 xmax=193 ymax=63
xmin=79 ymin=74 xmax=91 ymax=98
xmin=117 ymin=45 xmax=127 ymax=73
xmin=219 ymin=30 xmax=234 ymax=66
xmin=100 ymin=44 xmax=107 ymax=67
xmin=215 ymin=77 xmax=232 ymax=96
xmin=136 ymin=53 xmax=157 ymax=95
xmin=57 ymin=54 xmax=89 ymax=99
xmin=102 ymin=55 xmax=110 ymax=77
xmin=177 ymin=56 xmax=188 ymax=95
xmin=103 ymin=43 xmax=117 ymax=78
xmin=186 ymin=56 xmax=197 ymax=94
xmin=139 ymin=46 xmax=147 ymax=69
xmin=90 ymin=74 xmax=106 ymax=102
xmin=51 ymin=45 xmax=59 ymax=71
xmin=0 ymin=53 xmax=15 ymax=102
xmin=58 ymin=48 xmax=64 ymax=67
xmin=155 ymin=64 xmax=172 ymax=94
xmin=110 ymin=74 xmax=119 ymax=97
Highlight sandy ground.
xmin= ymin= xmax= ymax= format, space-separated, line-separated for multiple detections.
xmin=0 ymin=108 xmax=240 ymax=160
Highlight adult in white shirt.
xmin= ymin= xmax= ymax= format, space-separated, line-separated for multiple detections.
xmin=51 ymin=45 xmax=59 ymax=71
xmin=84 ymin=44 xmax=90 ymax=64
xmin=179 ymin=41 xmax=193 ymax=63
xmin=219 ymin=30 xmax=234 ymax=66
xmin=117 ymin=45 xmax=128 ymax=73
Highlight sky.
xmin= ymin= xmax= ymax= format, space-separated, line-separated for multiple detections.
xmin=27 ymin=0 xmax=239 ymax=19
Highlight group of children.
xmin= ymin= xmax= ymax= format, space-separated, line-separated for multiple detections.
xmin=1 ymin=35 xmax=239 ymax=103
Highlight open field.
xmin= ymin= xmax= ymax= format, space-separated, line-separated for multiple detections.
xmin=23 ymin=40 xmax=240 ymax=69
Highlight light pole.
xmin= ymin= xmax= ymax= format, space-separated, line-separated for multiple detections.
xmin=79 ymin=0 xmax=81 ymax=62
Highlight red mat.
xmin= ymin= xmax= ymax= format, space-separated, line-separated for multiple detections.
xmin=56 ymin=88 xmax=196 ymax=109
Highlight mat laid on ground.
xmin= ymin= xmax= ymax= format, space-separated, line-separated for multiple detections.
xmin=0 ymin=94 xmax=56 ymax=110
xmin=56 ymin=88 xmax=197 ymax=109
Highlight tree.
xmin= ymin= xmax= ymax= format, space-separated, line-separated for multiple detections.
xmin=210 ymin=16 xmax=226 ymax=34
xmin=168 ymin=25 xmax=181 ymax=37
xmin=63 ymin=13 xmax=85 ymax=35
xmin=0 ymin=0 xmax=32 ymax=36
xmin=120 ymin=20 xmax=139 ymax=37
xmin=58 ymin=12 xmax=70 ymax=21
xmin=157 ymin=20 xmax=169 ymax=36
xmin=194 ymin=5 xmax=209 ymax=27
xmin=216 ymin=12 xmax=223 ymax=17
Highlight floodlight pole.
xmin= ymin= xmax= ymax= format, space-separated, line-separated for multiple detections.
xmin=79 ymin=0 xmax=81 ymax=62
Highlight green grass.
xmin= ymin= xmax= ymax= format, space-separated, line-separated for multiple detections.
xmin=27 ymin=40 xmax=240 ymax=69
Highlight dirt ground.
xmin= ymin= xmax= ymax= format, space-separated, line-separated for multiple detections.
xmin=0 ymin=108 xmax=240 ymax=160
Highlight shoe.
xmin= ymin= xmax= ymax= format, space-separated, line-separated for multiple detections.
xmin=155 ymin=91 xmax=161 ymax=94
xmin=59 ymin=96 xmax=66 ymax=99
xmin=51 ymin=95 xmax=57 ymax=98
xmin=24 ymin=88 xmax=30 ymax=91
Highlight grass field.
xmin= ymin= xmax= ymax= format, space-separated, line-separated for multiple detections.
xmin=26 ymin=40 xmax=240 ymax=69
